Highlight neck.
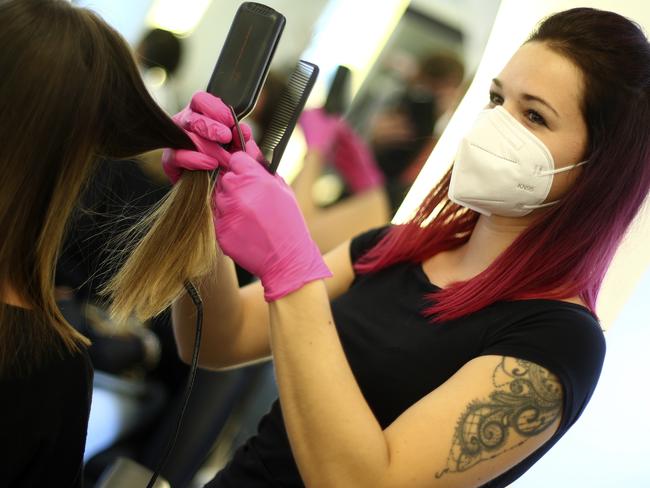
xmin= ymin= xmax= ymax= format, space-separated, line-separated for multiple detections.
xmin=453 ymin=211 xmax=542 ymax=276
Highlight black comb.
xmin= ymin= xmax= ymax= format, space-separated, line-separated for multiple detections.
xmin=260 ymin=60 xmax=319 ymax=174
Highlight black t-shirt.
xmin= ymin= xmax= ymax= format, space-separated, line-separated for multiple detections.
xmin=207 ymin=227 xmax=606 ymax=487
xmin=0 ymin=307 xmax=94 ymax=487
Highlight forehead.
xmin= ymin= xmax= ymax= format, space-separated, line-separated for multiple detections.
xmin=497 ymin=41 xmax=584 ymax=117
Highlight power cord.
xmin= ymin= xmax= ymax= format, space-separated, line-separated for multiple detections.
xmin=146 ymin=280 xmax=204 ymax=488
xmin=145 ymin=107 xmax=234 ymax=488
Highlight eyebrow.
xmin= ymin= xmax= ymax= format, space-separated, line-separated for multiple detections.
xmin=491 ymin=78 xmax=560 ymax=118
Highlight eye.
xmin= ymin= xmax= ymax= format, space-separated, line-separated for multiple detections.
xmin=525 ymin=109 xmax=547 ymax=126
xmin=489 ymin=90 xmax=503 ymax=106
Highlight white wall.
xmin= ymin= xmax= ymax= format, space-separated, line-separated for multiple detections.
xmin=73 ymin=0 xmax=153 ymax=44
xmin=515 ymin=267 xmax=650 ymax=487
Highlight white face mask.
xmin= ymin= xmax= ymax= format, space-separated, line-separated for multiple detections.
xmin=449 ymin=106 xmax=587 ymax=217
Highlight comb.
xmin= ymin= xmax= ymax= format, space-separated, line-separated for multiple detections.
xmin=260 ymin=60 xmax=319 ymax=174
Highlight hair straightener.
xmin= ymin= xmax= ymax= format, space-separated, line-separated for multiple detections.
xmin=207 ymin=2 xmax=285 ymax=119
xmin=323 ymin=65 xmax=352 ymax=116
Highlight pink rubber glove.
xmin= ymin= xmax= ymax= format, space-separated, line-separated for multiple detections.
xmin=161 ymin=92 xmax=255 ymax=183
xmin=332 ymin=122 xmax=385 ymax=193
xmin=214 ymin=144 xmax=332 ymax=301
xmin=298 ymin=108 xmax=343 ymax=154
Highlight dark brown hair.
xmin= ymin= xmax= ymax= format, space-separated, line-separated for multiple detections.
xmin=419 ymin=51 xmax=465 ymax=86
xmin=0 ymin=0 xmax=196 ymax=376
xmin=137 ymin=28 xmax=183 ymax=75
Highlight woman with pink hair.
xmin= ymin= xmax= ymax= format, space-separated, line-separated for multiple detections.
xmin=166 ymin=8 xmax=649 ymax=487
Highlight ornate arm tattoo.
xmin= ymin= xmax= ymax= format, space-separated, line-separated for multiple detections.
xmin=435 ymin=357 xmax=562 ymax=479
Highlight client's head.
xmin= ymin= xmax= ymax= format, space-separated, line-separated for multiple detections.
xmin=0 ymin=0 xmax=197 ymax=368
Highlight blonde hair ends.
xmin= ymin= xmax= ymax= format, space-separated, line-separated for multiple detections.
xmin=104 ymin=171 xmax=217 ymax=323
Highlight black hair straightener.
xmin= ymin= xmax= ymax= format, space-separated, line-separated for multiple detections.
xmin=323 ymin=65 xmax=352 ymax=116
xmin=207 ymin=2 xmax=285 ymax=119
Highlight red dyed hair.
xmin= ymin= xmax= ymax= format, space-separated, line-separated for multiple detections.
xmin=355 ymin=8 xmax=650 ymax=322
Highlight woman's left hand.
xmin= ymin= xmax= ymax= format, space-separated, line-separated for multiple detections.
xmin=214 ymin=146 xmax=332 ymax=301
xmin=161 ymin=91 xmax=255 ymax=183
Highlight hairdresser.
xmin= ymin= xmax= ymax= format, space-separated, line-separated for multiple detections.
xmin=165 ymin=7 xmax=649 ymax=488
xmin=0 ymin=0 xmax=213 ymax=485
xmin=384 ymin=53 xmax=466 ymax=212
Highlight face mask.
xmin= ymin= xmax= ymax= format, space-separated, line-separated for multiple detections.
xmin=449 ymin=106 xmax=587 ymax=217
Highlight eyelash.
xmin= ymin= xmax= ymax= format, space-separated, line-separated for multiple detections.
xmin=488 ymin=91 xmax=548 ymax=127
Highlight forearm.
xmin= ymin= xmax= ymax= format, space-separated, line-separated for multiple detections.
xmin=291 ymin=151 xmax=324 ymax=221
xmin=269 ymin=280 xmax=389 ymax=487
xmin=292 ymin=151 xmax=390 ymax=253
xmin=172 ymin=247 xmax=244 ymax=367
xmin=308 ymin=187 xmax=390 ymax=253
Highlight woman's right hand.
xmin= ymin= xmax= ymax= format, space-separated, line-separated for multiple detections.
xmin=214 ymin=147 xmax=332 ymax=301
xmin=162 ymin=91 xmax=254 ymax=183
xmin=298 ymin=108 xmax=343 ymax=155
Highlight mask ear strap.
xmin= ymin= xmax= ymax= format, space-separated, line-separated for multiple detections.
xmin=540 ymin=160 xmax=589 ymax=176
xmin=522 ymin=200 xmax=559 ymax=210
xmin=528 ymin=160 xmax=589 ymax=209
xmin=526 ymin=160 xmax=589 ymax=209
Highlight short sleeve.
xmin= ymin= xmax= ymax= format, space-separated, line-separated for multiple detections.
xmin=349 ymin=225 xmax=391 ymax=264
xmin=480 ymin=304 xmax=606 ymax=430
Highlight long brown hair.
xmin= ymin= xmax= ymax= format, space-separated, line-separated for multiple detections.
xmin=0 ymin=0 xmax=198 ymax=376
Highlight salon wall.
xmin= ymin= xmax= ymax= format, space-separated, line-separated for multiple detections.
xmin=518 ymin=267 xmax=650 ymax=487
xmin=72 ymin=0 xmax=153 ymax=43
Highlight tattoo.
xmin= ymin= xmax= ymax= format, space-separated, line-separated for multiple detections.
xmin=435 ymin=357 xmax=562 ymax=479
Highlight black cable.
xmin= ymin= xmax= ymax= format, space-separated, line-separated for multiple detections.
xmin=146 ymin=280 xmax=203 ymax=488
xmin=146 ymin=117 xmax=224 ymax=487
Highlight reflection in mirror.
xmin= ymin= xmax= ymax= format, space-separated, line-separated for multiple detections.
xmin=347 ymin=5 xmax=469 ymax=214
xmin=291 ymin=0 xmax=500 ymax=255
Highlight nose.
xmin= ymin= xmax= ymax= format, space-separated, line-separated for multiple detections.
xmin=500 ymin=101 xmax=519 ymax=120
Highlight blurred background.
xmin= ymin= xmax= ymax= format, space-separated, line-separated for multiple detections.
xmin=64 ymin=0 xmax=649 ymax=486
